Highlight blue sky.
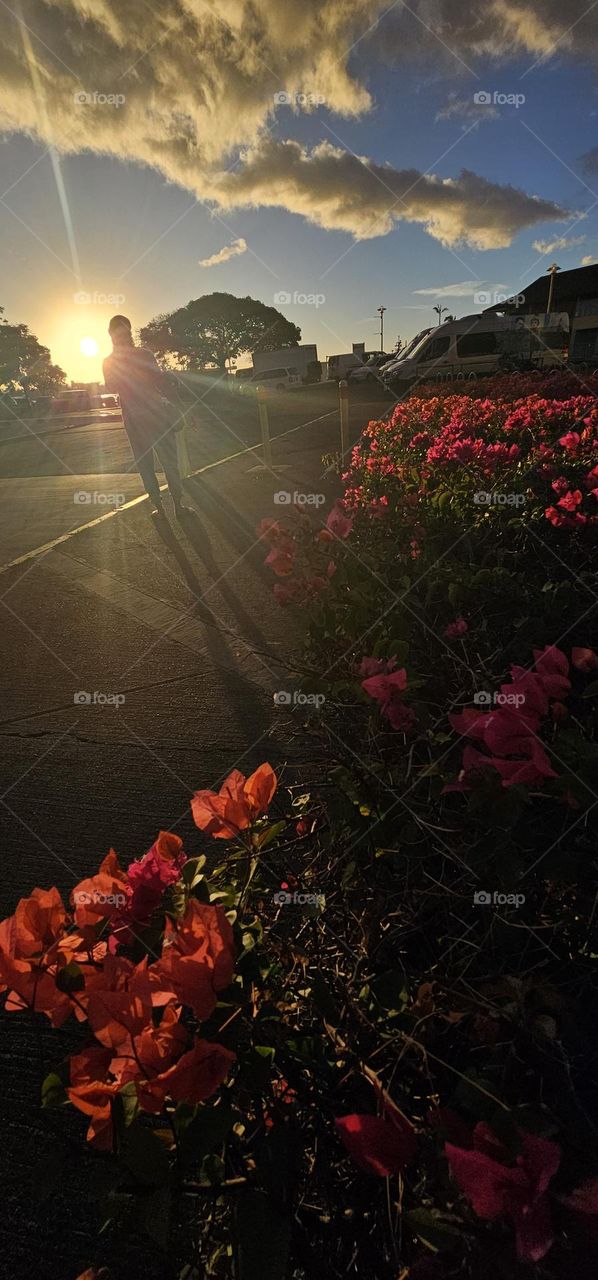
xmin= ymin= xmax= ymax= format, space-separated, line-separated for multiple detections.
xmin=2 ymin=2 xmax=598 ymax=380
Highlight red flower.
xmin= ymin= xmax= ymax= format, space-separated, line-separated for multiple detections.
xmin=557 ymin=489 xmax=583 ymax=512
xmin=326 ymin=502 xmax=354 ymax=539
xmin=336 ymin=1111 xmax=418 ymax=1177
xmin=191 ymin=763 xmax=277 ymax=838
xmin=446 ymin=1123 xmax=561 ymax=1262
xmin=362 ymin=669 xmax=415 ymax=732
xmin=533 ymin=646 xmax=571 ymax=700
xmin=445 ymin=617 xmax=468 ymax=639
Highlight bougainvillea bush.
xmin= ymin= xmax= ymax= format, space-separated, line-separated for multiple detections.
xmin=4 ymin=372 xmax=598 ymax=1280
xmin=252 ymin=371 xmax=598 ymax=1277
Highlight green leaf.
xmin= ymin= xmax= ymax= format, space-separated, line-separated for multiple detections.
xmin=118 ymin=1121 xmax=171 ymax=1188
xmin=240 ymin=1045 xmax=275 ymax=1090
xmin=41 ymin=1071 xmax=68 ymax=1108
xmin=310 ymin=971 xmax=339 ymax=1025
xmin=235 ymin=1191 xmax=291 ymax=1280
xmin=582 ymin=679 xmax=598 ymax=699
xmin=254 ymin=820 xmax=286 ymax=850
xmin=54 ymin=960 xmax=85 ymax=994
xmin=137 ymin=1186 xmax=172 ymax=1249
xmin=177 ymin=1100 xmax=234 ymax=1168
xmin=181 ymin=855 xmax=206 ymax=889
xmin=404 ymin=1208 xmax=462 ymax=1252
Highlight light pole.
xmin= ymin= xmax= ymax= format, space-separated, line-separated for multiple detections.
xmin=377 ymin=305 xmax=386 ymax=352
xmin=546 ymin=262 xmax=560 ymax=315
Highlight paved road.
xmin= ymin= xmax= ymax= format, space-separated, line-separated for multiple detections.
xmin=0 ymin=380 xmax=393 ymax=1280
xmin=0 ymin=382 xmax=393 ymax=564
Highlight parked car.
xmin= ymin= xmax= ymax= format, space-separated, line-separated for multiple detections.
xmin=327 ymin=351 xmax=385 ymax=381
xmin=238 ymin=366 xmax=302 ymax=394
xmin=347 ymin=354 xmax=390 ymax=384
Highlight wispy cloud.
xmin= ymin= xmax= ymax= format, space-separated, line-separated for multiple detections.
xmin=435 ymin=93 xmax=499 ymax=125
xmin=532 ymin=235 xmax=586 ymax=254
xmin=581 ymin=254 xmax=597 ymax=265
xmin=198 ymin=237 xmax=248 ymax=267
xmin=413 ymin=280 xmax=506 ymax=298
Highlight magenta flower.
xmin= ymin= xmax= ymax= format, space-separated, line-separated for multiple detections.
xmin=446 ymin=1123 xmax=561 ymax=1263
xmin=445 ymin=617 xmax=468 ymax=639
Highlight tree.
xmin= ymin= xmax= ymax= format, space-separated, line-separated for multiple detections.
xmin=140 ymin=293 xmax=301 ymax=372
xmin=392 ymin=334 xmax=404 ymax=354
xmin=433 ymin=305 xmax=449 ymax=326
xmin=0 ymin=307 xmax=66 ymax=396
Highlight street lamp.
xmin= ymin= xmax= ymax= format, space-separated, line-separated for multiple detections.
xmin=377 ymin=306 xmax=386 ymax=352
xmin=546 ymin=262 xmax=560 ymax=315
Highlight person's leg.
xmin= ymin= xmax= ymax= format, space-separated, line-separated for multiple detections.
xmin=125 ymin=428 xmax=164 ymax=511
xmin=154 ymin=430 xmax=191 ymax=514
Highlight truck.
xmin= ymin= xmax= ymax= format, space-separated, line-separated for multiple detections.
xmin=250 ymin=344 xmax=321 ymax=383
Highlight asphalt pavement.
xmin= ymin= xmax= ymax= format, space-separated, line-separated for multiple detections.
xmin=0 ymin=379 xmax=392 ymax=1279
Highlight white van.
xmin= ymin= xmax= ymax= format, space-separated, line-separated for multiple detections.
xmin=239 ymin=366 xmax=302 ymax=394
xmin=383 ymin=314 xmax=569 ymax=393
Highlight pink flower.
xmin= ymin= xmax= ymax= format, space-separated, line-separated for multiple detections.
xmin=446 ymin=1123 xmax=561 ymax=1262
xmin=533 ymin=646 xmax=571 ymax=700
xmin=358 ymin=656 xmax=397 ymax=678
xmin=558 ymin=431 xmax=580 ymax=451
xmin=110 ymin=832 xmax=187 ymax=944
xmin=362 ymin=668 xmax=415 ymax=732
xmin=557 ymin=489 xmax=583 ymax=512
xmin=336 ymin=1111 xmax=417 ymax=1177
xmin=265 ymin=546 xmax=295 ymax=576
xmin=445 ymin=617 xmax=468 ymax=639
xmin=326 ymin=502 xmax=354 ymax=539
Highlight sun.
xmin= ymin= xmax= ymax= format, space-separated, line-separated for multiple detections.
xmin=80 ymin=336 xmax=99 ymax=357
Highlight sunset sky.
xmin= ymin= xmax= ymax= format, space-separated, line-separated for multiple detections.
xmin=2 ymin=1 xmax=598 ymax=380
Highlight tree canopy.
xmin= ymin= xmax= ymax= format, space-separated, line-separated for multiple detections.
xmin=140 ymin=292 xmax=301 ymax=371
xmin=0 ymin=307 xmax=66 ymax=395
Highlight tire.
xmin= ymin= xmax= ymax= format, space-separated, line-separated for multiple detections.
xmin=455 ymin=370 xmax=465 ymax=381
xmin=467 ymin=371 xmax=477 ymax=380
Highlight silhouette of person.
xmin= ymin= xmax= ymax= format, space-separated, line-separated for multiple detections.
xmin=103 ymin=315 xmax=192 ymax=518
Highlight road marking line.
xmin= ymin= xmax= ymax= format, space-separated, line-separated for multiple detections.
xmin=0 ymin=408 xmax=337 ymax=575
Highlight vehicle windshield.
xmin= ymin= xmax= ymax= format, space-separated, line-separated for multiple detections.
xmin=394 ymin=329 xmax=432 ymax=362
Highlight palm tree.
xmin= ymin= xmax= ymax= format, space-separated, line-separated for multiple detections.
xmin=433 ymin=305 xmax=449 ymax=326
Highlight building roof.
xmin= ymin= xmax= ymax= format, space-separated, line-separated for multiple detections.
xmin=484 ymin=263 xmax=598 ymax=313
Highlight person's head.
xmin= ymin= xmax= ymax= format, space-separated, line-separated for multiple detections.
xmin=108 ymin=315 xmax=133 ymax=347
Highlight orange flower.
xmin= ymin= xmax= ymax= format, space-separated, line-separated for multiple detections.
xmin=149 ymin=899 xmax=235 ymax=1020
xmin=0 ymin=888 xmax=73 ymax=1026
xmin=191 ymin=763 xmax=277 ymax=838
xmin=71 ymin=850 xmax=130 ymax=931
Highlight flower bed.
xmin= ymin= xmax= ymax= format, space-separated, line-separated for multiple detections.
xmin=3 ymin=373 xmax=598 ymax=1279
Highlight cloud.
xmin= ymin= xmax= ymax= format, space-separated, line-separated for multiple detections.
xmin=198 ymin=238 xmax=247 ymax=267
xmin=581 ymin=255 xmax=597 ymax=265
xmin=435 ymin=93 xmax=499 ymax=124
xmin=413 ymin=280 xmax=506 ymax=297
xmin=211 ymin=140 xmax=568 ymax=248
xmin=0 ymin=0 xmax=571 ymax=248
xmin=531 ymin=235 xmax=586 ymax=254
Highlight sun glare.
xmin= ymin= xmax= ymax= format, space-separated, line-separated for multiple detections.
xmin=80 ymin=335 xmax=99 ymax=357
